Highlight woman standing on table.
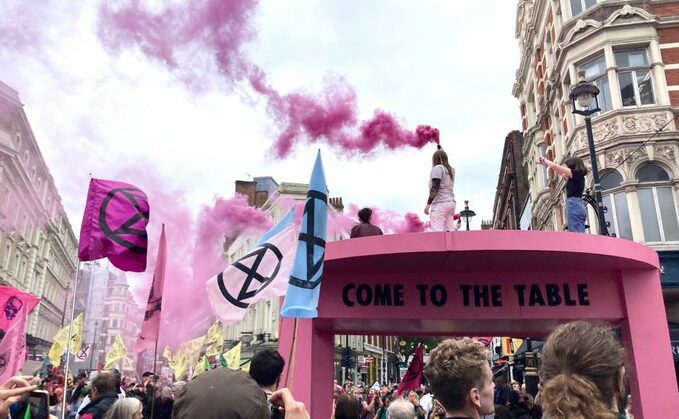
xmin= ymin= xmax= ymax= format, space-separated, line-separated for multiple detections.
xmin=538 ymin=156 xmax=588 ymax=233
xmin=424 ymin=145 xmax=456 ymax=231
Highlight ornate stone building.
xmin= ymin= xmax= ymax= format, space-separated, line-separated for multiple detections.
xmin=513 ymin=0 xmax=679 ymax=375
xmin=492 ymin=131 xmax=530 ymax=229
xmin=0 ymin=81 xmax=78 ymax=357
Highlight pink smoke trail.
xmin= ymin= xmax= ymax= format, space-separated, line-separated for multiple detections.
xmin=347 ymin=204 xmax=429 ymax=234
xmin=98 ymin=0 xmax=440 ymax=157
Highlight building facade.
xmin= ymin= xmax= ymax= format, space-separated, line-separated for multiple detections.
xmin=513 ymin=0 xmax=679 ymax=378
xmin=0 ymin=81 xmax=78 ymax=358
xmin=492 ymin=130 xmax=530 ymax=229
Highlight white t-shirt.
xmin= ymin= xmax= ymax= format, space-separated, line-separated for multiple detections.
xmin=420 ymin=393 xmax=433 ymax=418
xmin=429 ymin=164 xmax=455 ymax=204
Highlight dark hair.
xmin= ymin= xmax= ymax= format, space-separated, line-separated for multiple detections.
xmin=564 ymin=157 xmax=588 ymax=175
xmin=357 ymin=208 xmax=372 ymax=224
xmin=334 ymin=394 xmax=362 ymax=419
xmin=142 ymin=371 xmax=153 ymax=378
xmin=249 ymin=348 xmax=285 ymax=387
xmin=92 ymin=372 xmax=117 ymax=395
xmin=432 ymin=147 xmax=455 ymax=182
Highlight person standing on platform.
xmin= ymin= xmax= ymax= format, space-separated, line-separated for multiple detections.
xmin=350 ymin=208 xmax=383 ymax=238
xmin=424 ymin=145 xmax=456 ymax=231
xmin=538 ymin=156 xmax=588 ymax=233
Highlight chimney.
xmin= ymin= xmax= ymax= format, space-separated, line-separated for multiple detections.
xmin=235 ymin=180 xmax=256 ymax=206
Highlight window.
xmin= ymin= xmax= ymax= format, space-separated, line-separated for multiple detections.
xmin=636 ymin=163 xmax=679 ymax=242
xmin=3 ymin=244 xmax=11 ymax=270
xmin=571 ymin=0 xmax=597 ymax=17
xmin=579 ymin=55 xmax=612 ymax=113
xmin=615 ymin=49 xmax=654 ymax=107
xmin=600 ymin=170 xmax=632 ymax=240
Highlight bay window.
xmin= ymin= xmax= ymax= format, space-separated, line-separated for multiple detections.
xmin=615 ymin=49 xmax=655 ymax=107
xmin=578 ymin=55 xmax=612 ymax=113
xmin=636 ymin=163 xmax=679 ymax=243
xmin=600 ymin=170 xmax=632 ymax=240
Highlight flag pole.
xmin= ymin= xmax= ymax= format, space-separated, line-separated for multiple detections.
xmin=284 ymin=318 xmax=299 ymax=389
xmin=150 ymin=339 xmax=159 ymax=419
xmin=61 ymin=259 xmax=81 ymax=419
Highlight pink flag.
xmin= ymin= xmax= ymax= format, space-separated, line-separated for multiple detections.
xmin=0 ymin=301 xmax=29 ymax=382
xmin=206 ymin=224 xmax=297 ymax=324
xmin=397 ymin=343 xmax=424 ymax=395
xmin=135 ymin=225 xmax=167 ymax=353
xmin=0 ymin=286 xmax=39 ymax=332
xmin=78 ymin=178 xmax=150 ymax=272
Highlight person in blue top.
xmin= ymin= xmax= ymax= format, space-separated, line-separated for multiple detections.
xmin=538 ymin=156 xmax=588 ymax=233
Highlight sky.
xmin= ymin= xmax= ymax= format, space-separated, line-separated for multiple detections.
xmin=1 ymin=0 xmax=521 ymax=342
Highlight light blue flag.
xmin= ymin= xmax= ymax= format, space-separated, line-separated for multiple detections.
xmin=254 ymin=207 xmax=295 ymax=247
xmin=280 ymin=151 xmax=327 ymax=318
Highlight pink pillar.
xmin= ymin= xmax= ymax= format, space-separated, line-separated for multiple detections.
xmin=278 ymin=316 xmax=334 ymax=418
xmin=619 ymin=269 xmax=679 ymax=418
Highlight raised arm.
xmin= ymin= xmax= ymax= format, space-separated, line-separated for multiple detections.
xmin=538 ymin=156 xmax=572 ymax=179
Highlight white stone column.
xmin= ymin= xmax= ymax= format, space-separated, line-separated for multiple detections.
xmin=625 ymin=186 xmax=645 ymax=242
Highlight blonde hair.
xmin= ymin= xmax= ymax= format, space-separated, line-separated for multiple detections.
xmin=423 ymin=338 xmax=488 ymax=412
xmin=103 ymin=398 xmax=142 ymax=419
xmin=540 ymin=321 xmax=626 ymax=419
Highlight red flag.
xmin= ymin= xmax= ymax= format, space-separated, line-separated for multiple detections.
xmin=398 ymin=343 xmax=425 ymax=395
xmin=474 ymin=337 xmax=493 ymax=347
xmin=0 ymin=286 xmax=39 ymax=332
xmin=135 ymin=225 xmax=167 ymax=353
xmin=78 ymin=178 xmax=150 ymax=272
xmin=0 ymin=300 xmax=30 ymax=382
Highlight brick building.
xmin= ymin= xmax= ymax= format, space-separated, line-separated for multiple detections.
xmin=513 ymin=0 xmax=679 ymax=379
xmin=492 ymin=131 xmax=530 ymax=229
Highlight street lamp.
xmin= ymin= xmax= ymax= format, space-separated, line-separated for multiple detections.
xmin=459 ymin=200 xmax=476 ymax=231
xmin=569 ymin=71 xmax=609 ymax=236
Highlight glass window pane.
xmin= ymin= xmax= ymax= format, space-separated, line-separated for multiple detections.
xmin=615 ymin=49 xmax=648 ymax=67
xmin=638 ymin=188 xmax=661 ymax=241
xmin=657 ymin=187 xmax=679 ymax=241
xmin=601 ymin=170 xmax=623 ymax=191
xmin=571 ymin=0 xmax=583 ymax=16
xmin=595 ymin=77 xmax=612 ymax=112
xmin=603 ymin=194 xmax=615 ymax=233
xmin=619 ymin=72 xmax=637 ymax=107
xmin=637 ymin=70 xmax=655 ymax=105
xmin=636 ymin=164 xmax=670 ymax=182
xmin=585 ymin=0 xmax=597 ymax=8
xmin=614 ymin=192 xmax=633 ymax=240
xmin=581 ymin=55 xmax=607 ymax=79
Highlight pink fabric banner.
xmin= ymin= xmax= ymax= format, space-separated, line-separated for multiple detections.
xmin=0 ymin=301 xmax=29 ymax=382
xmin=397 ymin=343 xmax=424 ymax=395
xmin=78 ymin=178 xmax=150 ymax=272
xmin=0 ymin=286 xmax=39 ymax=332
xmin=135 ymin=225 xmax=167 ymax=353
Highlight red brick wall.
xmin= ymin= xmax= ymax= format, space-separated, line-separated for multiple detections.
xmin=651 ymin=3 xmax=679 ymax=17
xmin=659 ymin=27 xmax=679 ymax=44
xmin=661 ymin=47 xmax=679 ymax=65
xmin=666 ymin=69 xmax=679 ymax=86
xmin=669 ymin=91 xmax=679 ymax=106
xmin=235 ymin=180 xmax=256 ymax=206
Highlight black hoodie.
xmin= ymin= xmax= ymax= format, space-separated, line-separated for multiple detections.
xmin=78 ymin=392 xmax=119 ymax=419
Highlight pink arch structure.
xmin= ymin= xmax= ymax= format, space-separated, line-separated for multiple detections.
xmin=278 ymin=231 xmax=679 ymax=418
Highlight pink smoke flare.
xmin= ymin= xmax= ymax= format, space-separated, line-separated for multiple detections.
xmin=347 ymin=204 xmax=429 ymax=234
xmin=98 ymin=0 xmax=440 ymax=157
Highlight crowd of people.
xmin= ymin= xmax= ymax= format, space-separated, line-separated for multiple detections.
xmin=0 ymin=320 xmax=637 ymax=418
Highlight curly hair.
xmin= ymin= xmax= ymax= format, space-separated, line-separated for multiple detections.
xmin=423 ymin=337 xmax=488 ymax=412
xmin=540 ymin=321 xmax=626 ymax=419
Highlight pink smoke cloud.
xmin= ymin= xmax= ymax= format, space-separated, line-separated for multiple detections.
xmin=98 ymin=0 xmax=440 ymax=157
xmin=347 ymin=203 xmax=429 ymax=234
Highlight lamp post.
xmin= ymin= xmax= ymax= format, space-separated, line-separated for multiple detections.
xmin=459 ymin=200 xmax=476 ymax=231
xmin=569 ymin=71 xmax=609 ymax=236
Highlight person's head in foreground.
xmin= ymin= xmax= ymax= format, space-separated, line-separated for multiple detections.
xmin=423 ymin=337 xmax=495 ymax=419
xmin=540 ymin=321 xmax=628 ymax=419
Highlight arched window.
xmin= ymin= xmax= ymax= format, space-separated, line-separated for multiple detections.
xmin=600 ymin=170 xmax=632 ymax=240
xmin=636 ymin=163 xmax=679 ymax=242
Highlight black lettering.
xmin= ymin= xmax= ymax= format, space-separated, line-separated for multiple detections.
xmin=416 ymin=285 xmax=428 ymax=306
xmin=545 ymin=284 xmax=561 ymax=306
xmin=528 ymin=284 xmax=546 ymax=306
xmin=460 ymin=285 xmax=472 ymax=306
xmin=342 ymin=283 xmax=355 ymax=307
xmin=394 ymin=284 xmax=404 ymax=306
xmin=430 ymin=284 xmax=447 ymax=307
xmin=356 ymin=284 xmax=372 ymax=306
xmin=514 ymin=285 xmax=527 ymax=306
xmin=374 ymin=284 xmax=392 ymax=306
xmin=563 ymin=283 xmax=577 ymax=306
xmin=491 ymin=285 xmax=502 ymax=306
xmin=474 ymin=285 xmax=490 ymax=307
xmin=577 ymin=284 xmax=590 ymax=306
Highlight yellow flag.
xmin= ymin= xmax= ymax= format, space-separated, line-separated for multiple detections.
xmin=205 ymin=321 xmax=224 ymax=357
xmin=223 ymin=342 xmax=241 ymax=370
xmin=240 ymin=361 xmax=250 ymax=372
xmin=122 ymin=356 xmax=135 ymax=371
xmin=47 ymin=341 xmax=63 ymax=367
xmin=178 ymin=335 xmax=205 ymax=367
xmin=163 ymin=346 xmax=173 ymax=363
xmin=168 ymin=349 xmax=188 ymax=380
xmin=104 ymin=334 xmax=128 ymax=370
xmin=48 ymin=313 xmax=85 ymax=366
xmin=192 ymin=355 xmax=209 ymax=379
